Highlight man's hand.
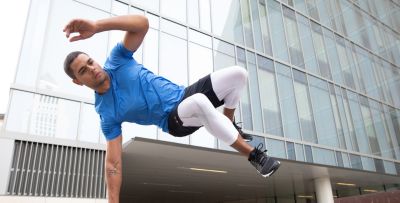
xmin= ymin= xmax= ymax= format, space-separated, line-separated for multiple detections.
xmin=63 ymin=19 xmax=98 ymax=42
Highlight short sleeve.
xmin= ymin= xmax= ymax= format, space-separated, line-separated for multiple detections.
xmin=105 ymin=42 xmax=135 ymax=69
xmin=100 ymin=116 xmax=122 ymax=141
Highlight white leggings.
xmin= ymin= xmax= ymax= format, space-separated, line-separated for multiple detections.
xmin=177 ymin=66 xmax=248 ymax=145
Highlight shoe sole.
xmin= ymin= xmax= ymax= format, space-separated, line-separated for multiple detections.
xmin=261 ymin=161 xmax=281 ymax=178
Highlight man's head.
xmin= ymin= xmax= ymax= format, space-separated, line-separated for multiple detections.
xmin=64 ymin=51 xmax=108 ymax=91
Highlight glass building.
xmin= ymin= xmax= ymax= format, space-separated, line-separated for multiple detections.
xmin=1 ymin=0 xmax=400 ymax=202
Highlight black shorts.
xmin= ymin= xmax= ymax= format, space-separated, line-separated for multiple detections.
xmin=168 ymin=74 xmax=224 ymax=137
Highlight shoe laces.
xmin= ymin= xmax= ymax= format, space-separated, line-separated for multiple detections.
xmin=250 ymin=143 xmax=268 ymax=164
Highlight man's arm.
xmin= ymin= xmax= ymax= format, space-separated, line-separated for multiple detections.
xmin=105 ymin=135 xmax=122 ymax=203
xmin=64 ymin=15 xmax=149 ymax=52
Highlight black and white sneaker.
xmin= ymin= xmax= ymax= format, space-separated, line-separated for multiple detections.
xmin=232 ymin=122 xmax=253 ymax=142
xmin=248 ymin=143 xmax=281 ymax=177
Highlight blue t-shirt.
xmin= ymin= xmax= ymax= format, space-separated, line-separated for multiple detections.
xmin=95 ymin=43 xmax=185 ymax=141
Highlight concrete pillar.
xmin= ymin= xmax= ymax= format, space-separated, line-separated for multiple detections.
xmin=314 ymin=177 xmax=334 ymax=203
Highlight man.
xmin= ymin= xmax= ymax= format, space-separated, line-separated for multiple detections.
xmin=63 ymin=14 xmax=280 ymax=203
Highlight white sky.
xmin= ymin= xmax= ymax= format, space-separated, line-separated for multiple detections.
xmin=0 ymin=1 xmax=30 ymax=114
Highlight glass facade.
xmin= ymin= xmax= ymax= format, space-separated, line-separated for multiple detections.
xmin=3 ymin=0 xmax=400 ymax=201
xmin=7 ymin=0 xmax=400 ymax=172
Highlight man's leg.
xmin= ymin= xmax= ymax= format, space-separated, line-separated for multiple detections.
xmin=176 ymin=93 xmax=280 ymax=177
xmin=211 ymin=66 xmax=253 ymax=141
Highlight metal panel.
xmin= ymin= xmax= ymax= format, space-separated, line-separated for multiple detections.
xmin=7 ymin=141 xmax=105 ymax=198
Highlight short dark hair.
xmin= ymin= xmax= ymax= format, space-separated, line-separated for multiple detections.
xmin=64 ymin=51 xmax=86 ymax=79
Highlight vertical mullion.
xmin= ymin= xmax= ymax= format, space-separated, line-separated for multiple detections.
xmin=75 ymin=148 xmax=82 ymax=197
xmin=85 ymin=149 xmax=91 ymax=197
xmin=80 ymin=148 xmax=87 ymax=197
xmin=39 ymin=144 xmax=49 ymax=196
xmin=23 ymin=142 xmax=34 ymax=195
xmin=28 ymin=142 xmax=39 ymax=195
xmin=45 ymin=144 xmax=55 ymax=196
xmin=70 ymin=147 xmax=78 ymax=197
xmin=100 ymin=151 xmax=105 ymax=198
xmin=55 ymin=146 xmax=64 ymax=196
xmin=94 ymin=150 xmax=98 ymax=198
xmin=50 ymin=145 xmax=59 ymax=196
xmin=63 ymin=147 xmax=71 ymax=197
xmin=89 ymin=149 xmax=95 ymax=198
xmin=17 ymin=141 xmax=29 ymax=195
xmin=34 ymin=143 xmax=44 ymax=196
xmin=11 ymin=141 xmax=23 ymax=195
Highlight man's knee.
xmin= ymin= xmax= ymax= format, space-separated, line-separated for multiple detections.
xmin=229 ymin=66 xmax=248 ymax=85
xmin=190 ymin=93 xmax=213 ymax=113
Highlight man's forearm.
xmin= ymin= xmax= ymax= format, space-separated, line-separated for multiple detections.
xmin=95 ymin=15 xmax=148 ymax=34
xmin=106 ymin=160 xmax=122 ymax=203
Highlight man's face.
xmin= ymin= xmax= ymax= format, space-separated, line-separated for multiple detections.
xmin=70 ymin=53 xmax=107 ymax=90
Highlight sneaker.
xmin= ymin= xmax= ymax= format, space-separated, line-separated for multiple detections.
xmin=248 ymin=143 xmax=281 ymax=177
xmin=232 ymin=122 xmax=253 ymax=142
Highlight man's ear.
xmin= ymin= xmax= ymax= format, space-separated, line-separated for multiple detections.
xmin=73 ymin=78 xmax=83 ymax=86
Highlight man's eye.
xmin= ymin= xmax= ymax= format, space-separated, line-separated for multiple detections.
xmin=88 ymin=60 xmax=93 ymax=65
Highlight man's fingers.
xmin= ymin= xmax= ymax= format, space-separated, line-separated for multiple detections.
xmin=70 ymin=35 xmax=83 ymax=42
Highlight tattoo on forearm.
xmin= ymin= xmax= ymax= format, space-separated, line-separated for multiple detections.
xmin=107 ymin=161 xmax=120 ymax=177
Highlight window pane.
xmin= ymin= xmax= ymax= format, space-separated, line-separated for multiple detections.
xmin=323 ymin=28 xmax=344 ymax=85
xmin=160 ymin=0 xmax=186 ymax=23
xmin=313 ymin=147 xmax=336 ymax=166
xmin=359 ymin=98 xmax=380 ymax=156
xmin=329 ymin=84 xmax=346 ymax=149
xmin=361 ymin=156 xmax=375 ymax=172
xmin=247 ymin=51 xmax=263 ymax=132
xmin=305 ymin=0 xmax=319 ymax=20
xmin=297 ymin=14 xmax=319 ymax=75
xmin=211 ymin=0 xmax=244 ymax=45
xmin=295 ymin=144 xmax=305 ymax=161
xmin=249 ymin=0 xmax=264 ymax=52
xmin=241 ymin=0 xmax=255 ymax=49
xmin=213 ymin=39 xmax=235 ymax=70
xmin=6 ymin=90 xmax=35 ymax=133
xmin=311 ymin=22 xmax=331 ymax=80
xmin=287 ymin=142 xmax=296 ymax=160
xmin=267 ymin=138 xmax=287 ymax=159
xmin=347 ymin=90 xmax=371 ymax=154
xmin=293 ymin=0 xmax=307 ymax=14
xmin=258 ymin=0 xmax=273 ymax=55
xmin=383 ymin=161 xmax=397 ymax=175
xmin=369 ymin=100 xmax=395 ymax=159
xmin=238 ymin=48 xmax=253 ymax=130
xmin=78 ymin=103 xmax=100 ymax=143
xmin=305 ymin=145 xmax=313 ymax=163
xmin=374 ymin=158 xmax=385 ymax=173
xmin=349 ymin=154 xmax=362 ymax=170
xmin=268 ymin=0 xmax=289 ymax=62
xmin=354 ymin=47 xmax=380 ymax=100
xmin=199 ymin=0 xmax=212 ymax=32
xmin=293 ymin=70 xmax=317 ymax=143
xmin=334 ymin=86 xmax=354 ymax=151
xmin=283 ymin=6 xmax=304 ymax=69
xmin=188 ymin=42 xmax=213 ymax=84
xmin=383 ymin=106 xmax=400 ymax=159
xmin=143 ymin=28 xmax=159 ymax=74
xmin=308 ymin=76 xmax=338 ymax=147
xmin=258 ymin=56 xmax=283 ymax=136
xmin=276 ymin=63 xmax=301 ymax=140
xmin=130 ymin=0 xmax=159 ymax=12
xmin=187 ymin=0 xmax=199 ymax=28
xmin=335 ymin=35 xmax=355 ymax=89
xmin=159 ymin=33 xmax=188 ymax=86
xmin=336 ymin=151 xmax=344 ymax=167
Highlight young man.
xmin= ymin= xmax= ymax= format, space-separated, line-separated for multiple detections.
xmin=63 ymin=14 xmax=280 ymax=203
